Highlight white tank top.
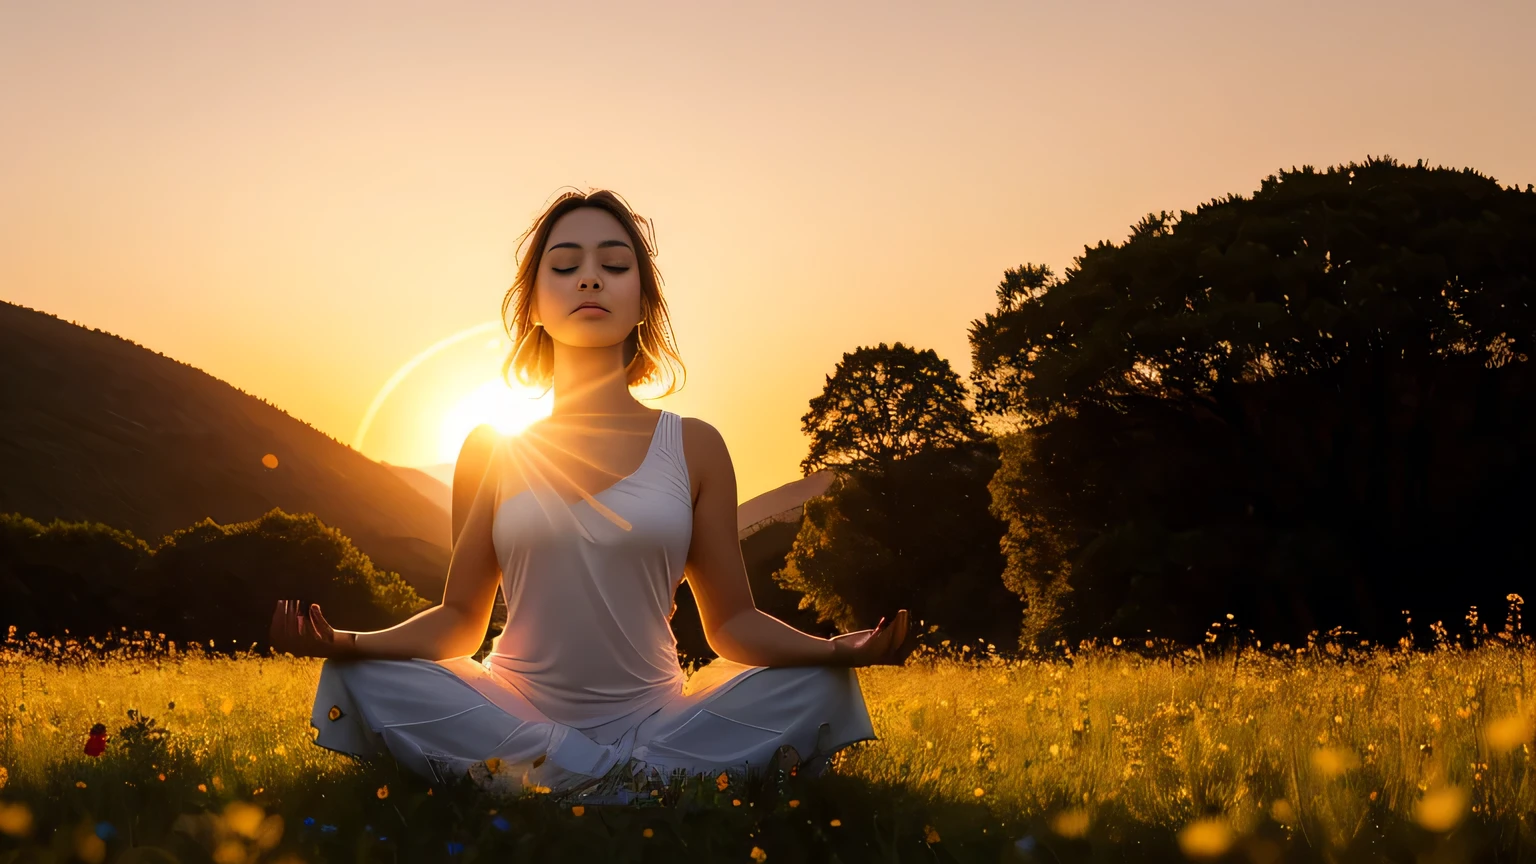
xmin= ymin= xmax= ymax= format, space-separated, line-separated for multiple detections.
xmin=480 ymin=409 xmax=693 ymax=728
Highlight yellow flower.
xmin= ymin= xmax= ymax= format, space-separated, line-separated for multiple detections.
xmin=0 ymin=801 xmax=34 ymax=838
xmin=1178 ymin=817 xmax=1235 ymax=859
xmin=788 ymin=799 xmax=799 ymax=808
xmin=1415 ymin=786 xmax=1469 ymax=833
xmin=750 ymin=846 xmax=767 ymax=862
xmin=198 ymin=784 xmax=207 ymax=793
xmin=157 ymin=773 xmax=166 ymax=782
xmin=571 ymin=805 xmax=584 ymax=816
xmin=220 ymin=697 xmax=234 ymax=715
xmin=1310 ymin=747 xmax=1360 ymax=778
xmin=1051 ymin=808 xmax=1090 ymax=838
xmin=642 ymin=828 xmax=654 ymax=838
xmin=376 ymin=785 xmax=389 ymax=800
xmin=924 ymin=824 xmax=941 ymax=843
xmin=222 ymin=802 xmax=264 ymax=839
xmin=716 ymin=771 xmax=730 ymax=792
xmin=829 ymin=818 xmax=841 ymax=827
xmin=974 ymin=787 xmax=985 ymax=797
xmin=76 ymin=781 xmax=87 ymax=789
xmin=1484 ymin=713 xmax=1535 ymax=753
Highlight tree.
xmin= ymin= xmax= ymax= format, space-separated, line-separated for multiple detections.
xmin=801 ymin=342 xmax=989 ymax=475
xmin=776 ymin=344 xmax=1020 ymax=647
xmin=969 ymin=155 xmax=1536 ymax=648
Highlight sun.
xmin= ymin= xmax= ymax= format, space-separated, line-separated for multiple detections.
xmin=438 ymin=380 xmax=551 ymax=464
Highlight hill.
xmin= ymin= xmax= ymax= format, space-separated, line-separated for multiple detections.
xmin=0 ymin=300 xmax=452 ymax=598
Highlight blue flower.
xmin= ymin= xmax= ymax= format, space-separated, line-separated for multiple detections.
xmin=94 ymin=822 xmax=116 ymax=841
xmin=379 ymin=836 xmax=389 ymax=842
xmin=491 ymin=816 xmax=511 ymax=832
xmin=321 ymin=824 xmax=338 ymax=834
xmin=303 ymin=817 xmax=315 ymax=828
xmin=446 ymin=841 xmax=464 ymax=855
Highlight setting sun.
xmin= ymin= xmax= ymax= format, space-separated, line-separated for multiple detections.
xmin=438 ymin=379 xmax=550 ymax=464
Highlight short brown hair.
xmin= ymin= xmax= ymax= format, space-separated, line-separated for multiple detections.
xmin=500 ymin=188 xmax=686 ymax=398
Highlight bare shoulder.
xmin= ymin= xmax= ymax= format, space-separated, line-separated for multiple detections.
xmin=679 ymin=416 xmax=731 ymax=508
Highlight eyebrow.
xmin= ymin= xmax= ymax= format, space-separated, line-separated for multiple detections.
xmin=546 ymin=240 xmax=633 ymax=253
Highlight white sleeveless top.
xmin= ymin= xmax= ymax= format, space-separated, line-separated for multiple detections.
xmin=475 ymin=409 xmax=694 ymax=728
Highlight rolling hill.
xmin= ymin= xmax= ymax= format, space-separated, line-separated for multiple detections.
xmin=0 ymin=300 xmax=453 ymax=599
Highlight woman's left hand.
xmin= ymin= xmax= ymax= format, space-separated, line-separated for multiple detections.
xmin=270 ymin=599 xmax=356 ymax=659
xmin=829 ymin=609 xmax=912 ymax=667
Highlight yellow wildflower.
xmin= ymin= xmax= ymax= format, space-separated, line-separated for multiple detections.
xmin=1178 ymin=817 xmax=1235 ymax=859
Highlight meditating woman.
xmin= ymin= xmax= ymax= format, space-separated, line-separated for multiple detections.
xmin=269 ymin=188 xmax=912 ymax=802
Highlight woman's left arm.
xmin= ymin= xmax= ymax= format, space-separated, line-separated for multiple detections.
xmin=682 ymin=419 xmax=837 ymax=667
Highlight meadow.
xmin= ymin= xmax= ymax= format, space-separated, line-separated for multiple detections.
xmin=1 ymin=621 xmax=1534 ymax=863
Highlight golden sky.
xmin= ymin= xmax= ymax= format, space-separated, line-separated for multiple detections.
xmin=3 ymin=0 xmax=1532 ymax=504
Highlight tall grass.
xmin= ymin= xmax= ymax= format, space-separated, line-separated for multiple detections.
xmin=2 ymin=618 xmax=1535 ymax=862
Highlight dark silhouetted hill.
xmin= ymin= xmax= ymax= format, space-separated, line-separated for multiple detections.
xmin=0 ymin=300 xmax=452 ymax=599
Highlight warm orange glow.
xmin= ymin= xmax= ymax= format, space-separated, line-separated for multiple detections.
xmin=438 ymin=379 xmax=550 ymax=464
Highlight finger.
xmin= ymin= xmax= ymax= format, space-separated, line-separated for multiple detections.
xmin=311 ymin=604 xmax=333 ymax=637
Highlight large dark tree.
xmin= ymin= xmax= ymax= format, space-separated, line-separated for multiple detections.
xmin=776 ymin=343 xmax=1020 ymax=647
xmin=969 ymin=156 xmax=1536 ymax=649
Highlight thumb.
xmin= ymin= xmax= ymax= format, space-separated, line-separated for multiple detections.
xmin=309 ymin=604 xmax=334 ymax=637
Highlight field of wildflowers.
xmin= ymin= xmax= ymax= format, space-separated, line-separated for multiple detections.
xmin=1 ymin=620 xmax=1534 ymax=863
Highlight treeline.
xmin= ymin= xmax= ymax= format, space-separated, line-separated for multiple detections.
xmin=0 ymin=509 xmax=431 ymax=652
xmin=782 ymin=155 xmax=1536 ymax=652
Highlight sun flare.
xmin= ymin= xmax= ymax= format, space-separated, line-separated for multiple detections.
xmin=439 ymin=380 xmax=550 ymax=464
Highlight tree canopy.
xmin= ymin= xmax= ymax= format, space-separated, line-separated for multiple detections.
xmin=969 ymin=156 xmax=1536 ymax=647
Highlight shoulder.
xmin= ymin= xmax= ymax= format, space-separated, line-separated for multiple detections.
xmin=456 ymin=424 xmax=506 ymax=471
xmin=678 ymin=416 xmax=734 ymax=500
xmin=679 ymin=415 xmax=729 ymax=462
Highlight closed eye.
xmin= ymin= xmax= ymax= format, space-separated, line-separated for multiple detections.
xmin=553 ymin=266 xmax=630 ymax=274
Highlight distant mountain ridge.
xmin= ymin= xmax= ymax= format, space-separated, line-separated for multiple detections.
xmin=0 ymin=300 xmax=453 ymax=598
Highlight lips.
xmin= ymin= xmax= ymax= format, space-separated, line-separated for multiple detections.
xmin=575 ymin=303 xmax=609 ymax=311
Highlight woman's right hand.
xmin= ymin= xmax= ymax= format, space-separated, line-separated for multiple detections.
xmin=829 ymin=609 xmax=911 ymax=667
xmin=270 ymin=599 xmax=357 ymax=659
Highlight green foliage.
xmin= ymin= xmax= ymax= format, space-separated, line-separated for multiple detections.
xmin=776 ymin=443 xmax=1021 ymax=648
xmin=799 ymin=341 xmax=989 ymax=475
xmin=969 ymin=156 xmax=1536 ymax=648
xmin=0 ymin=513 xmax=160 ymax=640
xmin=0 ymin=508 xmax=430 ymax=650
xmin=781 ymin=341 xmax=1021 ymax=647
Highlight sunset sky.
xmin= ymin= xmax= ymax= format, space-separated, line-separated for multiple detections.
xmin=3 ymin=0 xmax=1532 ymax=504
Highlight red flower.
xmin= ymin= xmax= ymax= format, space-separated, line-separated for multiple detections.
xmin=84 ymin=723 xmax=108 ymax=757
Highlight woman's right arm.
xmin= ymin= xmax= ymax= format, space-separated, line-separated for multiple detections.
xmin=341 ymin=428 xmax=504 ymax=661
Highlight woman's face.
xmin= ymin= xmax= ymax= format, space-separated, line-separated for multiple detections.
xmin=532 ymin=207 xmax=643 ymax=348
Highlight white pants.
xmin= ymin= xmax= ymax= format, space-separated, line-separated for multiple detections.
xmin=309 ymin=656 xmax=877 ymax=797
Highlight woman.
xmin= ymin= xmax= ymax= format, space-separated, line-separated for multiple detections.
xmin=270 ymin=189 xmax=912 ymax=803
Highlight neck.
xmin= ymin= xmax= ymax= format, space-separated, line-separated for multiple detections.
xmin=549 ymin=341 xmax=649 ymax=418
